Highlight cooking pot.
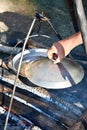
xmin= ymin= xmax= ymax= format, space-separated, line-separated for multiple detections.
xmin=12 ymin=48 xmax=84 ymax=89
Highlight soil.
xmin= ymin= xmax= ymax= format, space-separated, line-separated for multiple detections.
xmin=0 ymin=0 xmax=75 ymax=48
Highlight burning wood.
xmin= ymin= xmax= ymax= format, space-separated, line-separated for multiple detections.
xmin=0 ymin=66 xmax=81 ymax=130
xmin=0 ymin=39 xmax=48 ymax=55
xmin=0 ymin=106 xmax=41 ymax=130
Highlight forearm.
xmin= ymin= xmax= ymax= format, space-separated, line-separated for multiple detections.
xmin=59 ymin=32 xmax=83 ymax=56
xmin=66 ymin=32 xmax=83 ymax=49
xmin=47 ymin=32 xmax=83 ymax=63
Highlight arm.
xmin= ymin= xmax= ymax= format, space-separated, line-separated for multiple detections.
xmin=47 ymin=32 xmax=83 ymax=63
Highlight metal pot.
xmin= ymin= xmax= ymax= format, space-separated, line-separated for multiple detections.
xmin=12 ymin=48 xmax=84 ymax=89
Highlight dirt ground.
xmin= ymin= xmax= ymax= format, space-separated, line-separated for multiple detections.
xmin=0 ymin=0 xmax=75 ymax=47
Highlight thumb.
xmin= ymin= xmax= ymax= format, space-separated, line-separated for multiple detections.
xmin=53 ymin=57 xmax=61 ymax=64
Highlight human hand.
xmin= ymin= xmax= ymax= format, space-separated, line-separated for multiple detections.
xmin=47 ymin=32 xmax=82 ymax=63
xmin=47 ymin=41 xmax=65 ymax=64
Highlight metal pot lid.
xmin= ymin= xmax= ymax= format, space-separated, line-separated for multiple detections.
xmin=12 ymin=48 xmax=84 ymax=89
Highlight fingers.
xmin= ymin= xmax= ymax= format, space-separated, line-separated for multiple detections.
xmin=54 ymin=57 xmax=61 ymax=64
xmin=47 ymin=48 xmax=54 ymax=60
xmin=47 ymin=42 xmax=65 ymax=64
xmin=47 ymin=49 xmax=61 ymax=63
